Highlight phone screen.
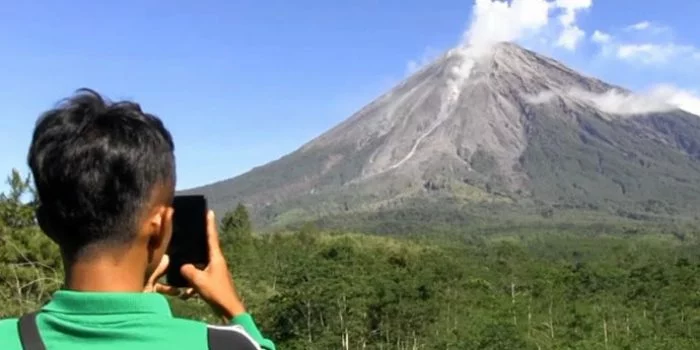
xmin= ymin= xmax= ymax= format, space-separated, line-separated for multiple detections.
xmin=166 ymin=195 xmax=209 ymax=287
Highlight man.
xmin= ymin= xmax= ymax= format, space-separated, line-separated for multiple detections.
xmin=0 ymin=89 xmax=276 ymax=350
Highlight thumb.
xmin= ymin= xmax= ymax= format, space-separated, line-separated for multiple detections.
xmin=180 ymin=264 xmax=205 ymax=287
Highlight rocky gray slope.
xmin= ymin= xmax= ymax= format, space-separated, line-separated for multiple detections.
xmin=183 ymin=43 xmax=700 ymax=227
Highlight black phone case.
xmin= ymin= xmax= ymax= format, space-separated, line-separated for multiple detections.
xmin=166 ymin=195 xmax=209 ymax=287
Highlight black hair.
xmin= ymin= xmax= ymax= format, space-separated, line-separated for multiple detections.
xmin=28 ymin=88 xmax=176 ymax=257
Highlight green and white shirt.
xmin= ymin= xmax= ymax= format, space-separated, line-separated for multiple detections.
xmin=0 ymin=290 xmax=276 ymax=350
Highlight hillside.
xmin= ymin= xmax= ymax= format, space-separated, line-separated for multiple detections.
xmin=183 ymin=42 xmax=700 ymax=229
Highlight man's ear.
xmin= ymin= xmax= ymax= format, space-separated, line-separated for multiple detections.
xmin=147 ymin=206 xmax=173 ymax=251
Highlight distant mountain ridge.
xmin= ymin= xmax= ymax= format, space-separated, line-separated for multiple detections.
xmin=182 ymin=42 xmax=700 ymax=230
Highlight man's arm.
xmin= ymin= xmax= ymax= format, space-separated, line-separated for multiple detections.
xmin=158 ymin=211 xmax=276 ymax=349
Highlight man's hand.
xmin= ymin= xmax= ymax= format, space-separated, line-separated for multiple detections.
xmin=179 ymin=210 xmax=246 ymax=320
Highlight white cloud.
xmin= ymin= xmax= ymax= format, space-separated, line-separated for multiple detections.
xmin=462 ymin=0 xmax=592 ymax=53
xmin=554 ymin=0 xmax=592 ymax=50
xmin=555 ymin=0 xmax=591 ymax=26
xmin=624 ymin=21 xmax=669 ymax=34
xmin=616 ymin=43 xmax=697 ymax=64
xmin=464 ymin=0 xmax=552 ymax=50
xmin=525 ymin=86 xmax=700 ymax=116
xmin=648 ymin=85 xmax=700 ymax=116
xmin=410 ymin=0 xmax=553 ymax=84
xmin=626 ymin=21 xmax=651 ymax=31
xmin=570 ymin=88 xmax=673 ymax=115
xmin=589 ymin=24 xmax=700 ymax=65
xmin=557 ymin=26 xmax=585 ymax=50
xmin=591 ymin=30 xmax=611 ymax=44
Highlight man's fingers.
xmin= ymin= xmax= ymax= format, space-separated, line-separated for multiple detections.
xmin=155 ymin=254 xmax=169 ymax=276
xmin=155 ymin=284 xmax=197 ymax=300
xmin=206 ymin=210 xmax=223 ymax=260
xmin=155 ymin=283 xmax=180 ymax=296
xmin=181 ymin=264 xmax=204 ymax=286
xmin=147 ymin=254 xmax=170 ymax=286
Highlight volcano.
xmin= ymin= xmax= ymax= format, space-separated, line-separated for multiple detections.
xmin=183 ymin=42 xmax=700 ymax=229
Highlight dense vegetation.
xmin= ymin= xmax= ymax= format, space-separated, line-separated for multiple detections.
xmin=3 ymin=170 xmax=700 ymax=349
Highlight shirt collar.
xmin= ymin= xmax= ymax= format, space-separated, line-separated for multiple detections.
xmin=42 ymin=290 xmax=173 ymax=316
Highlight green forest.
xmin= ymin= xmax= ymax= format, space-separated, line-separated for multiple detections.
xmin=3 ymin=169 xmax=700 ymax=349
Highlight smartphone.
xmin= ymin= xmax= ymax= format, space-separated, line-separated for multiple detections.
xmin=166 ymin=195 xmax=209 ymax=288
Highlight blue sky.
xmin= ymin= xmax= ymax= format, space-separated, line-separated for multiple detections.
xmin=1 ymin=0 xmax=698 ymax=192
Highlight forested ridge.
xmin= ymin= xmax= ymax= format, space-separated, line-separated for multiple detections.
xmin=3 ymin=169 xmax=700 ymax=349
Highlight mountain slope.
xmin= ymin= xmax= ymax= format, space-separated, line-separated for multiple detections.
xmin=183 ymin=43 xmax=700 ymax=228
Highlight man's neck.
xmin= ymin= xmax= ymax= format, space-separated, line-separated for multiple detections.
xmin=64 ymin=250 xmax=147 ymax=292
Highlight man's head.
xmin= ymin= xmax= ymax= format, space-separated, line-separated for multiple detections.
xmin=28 ymin=89 xmax=176 ymax=274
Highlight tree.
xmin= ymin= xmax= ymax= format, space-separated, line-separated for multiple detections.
xmin=0 ymin=170 xmax=61 ymax=317
xmin=0 ymin=169 xmax=37 ymax=229
xmin=297 ymin=222 xmax=320 ymax=246
xmin=221 ymin=203 xmax=253 ymax=242
xmin=220 ymin=203 xmax=254 ymax=265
